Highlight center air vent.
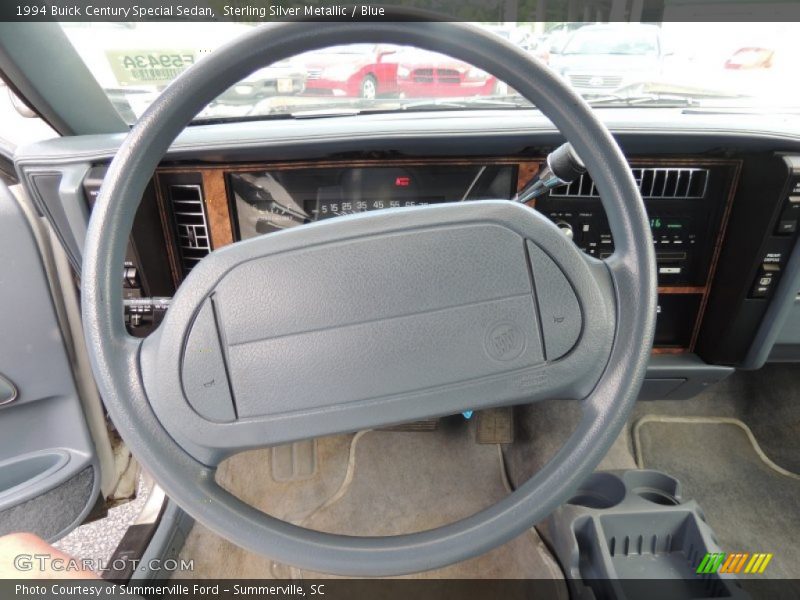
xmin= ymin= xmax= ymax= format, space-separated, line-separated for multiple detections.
xmin=550 ymin=167 xmax=709 ymax=200
xmin=167 ymin=184 xmax=211 ymax=275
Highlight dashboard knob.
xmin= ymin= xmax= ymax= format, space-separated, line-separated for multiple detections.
xmin=555 ymin=221 xmax=574 ymax=240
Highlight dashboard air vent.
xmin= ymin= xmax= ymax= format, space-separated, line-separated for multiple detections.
xmin=550 ymin=167 xmax=709 ymax=200
xmin=167 ymin=184 xmax=211 ymax=275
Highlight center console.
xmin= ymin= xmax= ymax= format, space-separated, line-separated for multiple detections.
xmin=542 ymin=470 xmax=747 ymax=600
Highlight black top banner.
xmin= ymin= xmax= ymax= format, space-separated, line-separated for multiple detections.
xmin=4 ymin=0 xmax=800 ymax=22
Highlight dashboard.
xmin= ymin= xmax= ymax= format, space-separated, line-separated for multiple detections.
xmin=148 ymin=156 xmax=740 ymax=355
xmin=14 ymin=108 xmax=800 ymax=400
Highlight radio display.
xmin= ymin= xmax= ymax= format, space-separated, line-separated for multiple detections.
xmin=228 ymin=164 xmax=516 ymax=239
xmin=649 ymin=216 xmax=687 ymax=232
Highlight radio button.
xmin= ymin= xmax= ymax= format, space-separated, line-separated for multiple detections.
xmin=776 ymin=197 xmax=800 ymax=235
xmin=555 ymin=220 xmax=574 ymax=240
xmin=749 ymin=263 xmax=780 ymax=299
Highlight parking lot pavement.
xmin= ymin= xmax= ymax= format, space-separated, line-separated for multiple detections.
xmin=54 ymin=476 xmax=150 ymax=570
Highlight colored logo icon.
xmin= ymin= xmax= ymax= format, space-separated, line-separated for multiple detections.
xmin=697 ymin=552 xmax=773 ymax=575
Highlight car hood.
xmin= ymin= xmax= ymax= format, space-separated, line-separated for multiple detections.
xmin=242 ymin=62 xmax=304 ymax=82
xmin=395 ymin=49 xmax=470 ymax=71
xmin=551 ymin=53 xmax=659 ymax=72
xmin=298 ymin=52 xmax=373 ymax=70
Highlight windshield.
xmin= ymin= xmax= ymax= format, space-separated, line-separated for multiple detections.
xmin=60 ymin=21 xmax=800 ymax=123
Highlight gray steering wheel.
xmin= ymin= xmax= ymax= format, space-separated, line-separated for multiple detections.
xmin=82 ymin=21 xmax=656 ymax=576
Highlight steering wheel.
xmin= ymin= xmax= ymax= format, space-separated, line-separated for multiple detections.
xmin=82 ymin=20 xmax=656 ymax=576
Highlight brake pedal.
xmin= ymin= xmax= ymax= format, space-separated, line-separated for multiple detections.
xmin=271 ymin=439 xmax=317 ymax=482
xmin=476 ymin=408 xmax=514 ymax=444
xmin=381 ymin=417 xmax=440 ymax=432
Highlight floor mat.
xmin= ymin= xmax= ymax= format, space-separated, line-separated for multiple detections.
xmin=735 ymin=366 xmax=800 ymax=474
xmin=503 ymin=400 xmax=637 ymax=489
xmin=631 ymin=365 xmax=800 ymax=474
xmin=634 ymin=416 xmax=800 ymax=582
xmin=176 ymin=422 xmax=566 ymax=589
xmin=177 ymin=434 xmax=355 ymax=579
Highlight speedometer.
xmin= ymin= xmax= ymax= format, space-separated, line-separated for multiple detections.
xmin=228 ymin=163 xmax=516 ymax=239
xmin=313 ymin=167 xmax=444 ymax=220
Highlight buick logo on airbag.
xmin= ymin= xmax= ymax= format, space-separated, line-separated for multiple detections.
xmin=485 ymin=321 xmax=525 ymax=361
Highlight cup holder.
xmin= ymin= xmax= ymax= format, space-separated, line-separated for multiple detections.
xmin=623 ymin=470 xmax=681 ymax=506
xmin=635 ymin=489 xmax=680 ymax=506
xmin=568 ymin=472 xmax=626 ymax=509
xmin=546 ymin=470 xmax=737 ymax=599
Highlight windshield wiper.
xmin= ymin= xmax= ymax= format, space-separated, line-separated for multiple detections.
xmin=289 ymin=107 xmax=364 ymax=118
xmin=586 ymin=84 xmax=749 ymax=108
xmin=287 ymin=96 xmax=530 ymax=118
xmin=586 ymin=93 xmax=701 ymax=108
xmin=681 ymin=106 xmax=800 ymax=116
xmin=396 ymin=96 xmax=530 ymax=111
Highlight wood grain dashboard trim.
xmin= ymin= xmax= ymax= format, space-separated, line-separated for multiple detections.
xmin=643 ymin=158 xmax=741 ymax=352
xmin=152 ymin=173 xmax=183 ymax=289
xmin=155 ymin=156 xmax=741 ymax=353
xmin=200 ymin=170 xmax=234 ymax=249
xmin=689 ymin=159 xmax=742 ymax=351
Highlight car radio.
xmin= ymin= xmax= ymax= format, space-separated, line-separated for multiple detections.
xmin=536 ymin=204 xmax=701 ymax=285
xmin=535 ymin=164 xmax=733 ymax=287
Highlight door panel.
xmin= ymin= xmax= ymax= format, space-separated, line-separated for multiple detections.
xmin=0 ymin=181 xmax=98 ymax=540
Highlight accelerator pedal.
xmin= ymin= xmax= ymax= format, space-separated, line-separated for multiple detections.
xmin=476 ymin=408 xmax=515 ymax=444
